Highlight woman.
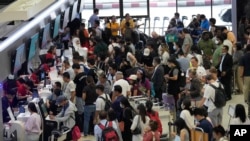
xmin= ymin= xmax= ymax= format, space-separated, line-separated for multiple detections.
xmin=45 ymin=45 xmax=56 ymax=61
xmin=136 ymin=69 xmax=151 ymax=97
xmin=171 ymin=118 xmax=190 ymax=141
xmin=212 ymin=125 xmax=228 ymax=141
xmin=230 ymin=104 xmax=250 ymax=125
xmin=120 ymin=97 xmax=134 ymax=141
xmin=25 ymin=102 xmax=42 ymax=141
xmin=108 ymin=109 xmax=123 ymax=141
xmin=143 ymin=120 xmax=160 ymax=141
xmin=88 ymin=38 xmax=96 ymax=59
xmin=179 ymin=98 xmax=195 ymax=130
xmin=159 ymin=43 xmax=170 ymax=66
xmin=145 ymin=100 xmax=163 ymax=135
xmin=131 ymin=104 xmax=150 ymax=141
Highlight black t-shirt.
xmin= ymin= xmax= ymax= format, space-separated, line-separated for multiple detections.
xmin=74 ymin=72 xmax=87 ymax=97
xmin=239 ymin=52 xmax=250 ymax=76
xmin=87 ymin=67 xmax=98 ymax=83
xmin=83 ymin=84 xmax=98 ymax=105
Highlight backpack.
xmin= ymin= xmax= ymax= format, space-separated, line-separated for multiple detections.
xmin=72 ymin=125 xmax=81 ymax=141
xmin=99 ymin=94 xmax=112 ymax=111
xmin=124 ymin=27 xmax=133 ymax=40
xmin=209 ymin=83 xmax=226 ymax=108
xmin=99 ymin=121 xmax=119 ymax=141
xmin=147 ymin=112 xmax=163 ymax=135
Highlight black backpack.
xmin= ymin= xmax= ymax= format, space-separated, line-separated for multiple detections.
xmin=209 ymin=83 xmax=226 ymax=108
xmin=99 ymin=94 xmax=112 ymax=111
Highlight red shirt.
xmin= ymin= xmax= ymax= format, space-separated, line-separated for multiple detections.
xmin=88 ymin=46 xmax=95 ymax=59
xmin=42 ymin=64 xmax=50 ymax=73
xmin=17 ymin=84 xmax=28 ymax=96
xmin=30 ymin=73 xmax=39 ymax=84
xmin=46 ymin=53 xmax=54 ymax=60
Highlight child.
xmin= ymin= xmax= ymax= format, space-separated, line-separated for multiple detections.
xmin=143 ymin=120 xmax=160 ymax=141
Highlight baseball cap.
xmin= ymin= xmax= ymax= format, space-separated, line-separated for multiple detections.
xmin=127 ymin=74 xmax=137 ymax=80
xmin=143 ymin=48 xmax=150 ymax=56
xmin=55 ymin=95 xmax=67 ymax=105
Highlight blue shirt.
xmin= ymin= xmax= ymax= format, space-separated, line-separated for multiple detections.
xmin=88 ymin=14 xmax=99 ymax=28
xmin=200 ymin=19 xmax=210 ymax=31
xmin=112 ymin=95 xmax=125 ymax=121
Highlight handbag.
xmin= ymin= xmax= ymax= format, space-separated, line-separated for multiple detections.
xmin=132 ymin=115 xmax=141 ymax=135
xmin=118 ymin=121 xmax=124 ymax=132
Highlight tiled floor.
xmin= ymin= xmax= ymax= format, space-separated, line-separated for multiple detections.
xmin=80 ymin=94 xmax=247 ymax=141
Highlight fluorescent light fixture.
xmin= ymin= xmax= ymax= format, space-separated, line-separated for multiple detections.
xmin=50 ymin=11 xmax=57 ymax=20
xmin=0 ymin=0 xmax=67 ymax=52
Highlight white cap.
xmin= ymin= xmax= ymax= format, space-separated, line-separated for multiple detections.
xmin=127 ymin=74 xmax=137 ymax=80
xmin=143 ymin=48 xmax=150 ymax=56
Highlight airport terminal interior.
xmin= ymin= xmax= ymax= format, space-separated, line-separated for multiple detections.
xmin=0 ymin=0 xmax=250 ymax=141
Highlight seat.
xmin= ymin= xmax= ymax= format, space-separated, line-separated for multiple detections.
xmin=162 ymin=16 xmax=169 ymax=35
xmin=153 ymin=17 xmax=160 ymax=31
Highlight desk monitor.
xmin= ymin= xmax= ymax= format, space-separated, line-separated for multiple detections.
xmin=52 ymin=15 xmax=61 ymax=38
xmin=38 ymin=99 xmax=48 ymax=118
xmin=7 ymin=107 xmax=15 ymax=122
xmin=28 ymin=33 xmax=39 ymax=60
xmin=11 ymin=44 xmax=26 ymax=74
xmin=41 ymin=23 xmax=51 ymax=49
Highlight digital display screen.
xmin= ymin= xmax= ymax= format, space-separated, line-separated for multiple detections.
xmin=13 ymin=44 xmax=25 ymax=74
xmin=71 ymin=1 xmax=78 ymax=21
xmin=28 ymin=33 xmax=39 ymax=60
xmin=41 ymin=23 xmax=51 ymax=48
xmin=53 ymin=15 xmax=61 ymax=38
xmin=63 ymin=8 xmax=70 ymax=28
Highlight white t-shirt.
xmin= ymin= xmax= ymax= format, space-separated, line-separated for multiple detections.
xmin=230 ymin=117 xmax=250 ymax=125
xmin=180 ymin=109 xmax=195 ymax=129
xmin=62 ymin=81 xmax=76 ymax=100
xmin=108 ymin=43 xmax=120 ymax=54
xmin=113 ymin=79 xmax=130 ymax=97
xmin=203 ymin=81 xmax=221 ymax=112
xmin=186 ymin=66 xmax=207 ymax=79
xmin=65 ymin=68 xmax=75 ymax=80
xmin=96 ymin=94 xmax=111 ymax=111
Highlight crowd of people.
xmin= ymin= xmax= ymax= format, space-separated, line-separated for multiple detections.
xmin=2 ymin=8 xmax=250 ymax=141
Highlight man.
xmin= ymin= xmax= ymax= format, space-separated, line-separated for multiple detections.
xmin=209 ymin=18 xmax=216 ymax=36
xmin=112 ymin=85 xmax=125 ymax=121
xmin=88 ymin=8 xmax=99 ymax=30
xmin=193 ymin=107 xmax=213 ymax=141
xmin=239 ymin=44 xmax=250 ymax=103
xmin=200 ymin=14 xmax=210 ymax=31
xmin=94 ymin=20 xmax=102 ymax=39
xmin=186 ymin=57 xmax=207 ymax=81
xmin=96 ymin=73 xmax=112 ymax=95
xmin=120 ymin=13 xmax=134 ymax=36
xmin=87 ymin=58 xmax=98 ymax=83
xmin=109 ymin=15 xmax=120 ymax=37
xmin=49 ymin=95 xmax=77 ymax=140
xmin=181 ymin=28 xmax=193 ymax=56
xmin=62 ymin=72 xmax=76 ymax=102
xmin=46 ymin=81 xmax=62 ymax=115
xmin=174 ymin=12 xmax=181 ymax=24
xmin=107 ymin=63 xmax=117 ymax=87
xmin=61 ymin=60 xmax=75 ymax=80
xmin=2 ymin=89 xmax=18 ymax=123
xmin=217 ymin=45 xmax=233 ymax=100
xmin=151 ymin=57 xmax=164 ymax=102
xmin=112 ymin=71 xmax=130 ymax=100
xmin=177 ymin=51 xmax=190 ymax=73
xmin=221 ymin=26 xmax=236 ymax=45
xmin=72 ymin=63 xmax=87 ymax=116
xmin=199 ymin=74 xmax=223 ymax=127
xmin=198 ymin=32 xmax=215 ymax=58
xmin=94 ymin=85 xmax=111 ymax=124
xmin=212 ymin=35 xmax=224 ymax=67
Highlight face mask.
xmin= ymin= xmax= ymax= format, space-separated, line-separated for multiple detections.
xmin=173 ymin=46 xmax=177 ymax=50
xmin=215 ymin=40 xmax=219 ymax=45
xmin=181 ymin=104 xmax=185 ymax=109
xmin=120 ymin=104 xmax=124 ymax=108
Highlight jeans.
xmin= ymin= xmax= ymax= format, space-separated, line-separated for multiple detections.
xmin=83 ymin=104 xmax=96 ymax=135
xmin=75 ymin=97 xmax=84 ymax=115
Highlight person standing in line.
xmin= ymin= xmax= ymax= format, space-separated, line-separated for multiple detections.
xmin=88 ymin=8 xmax=99 ymax=31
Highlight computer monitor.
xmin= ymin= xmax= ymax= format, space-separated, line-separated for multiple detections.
xmin=11 ymin=44 xmax=26 ymax=74
xmin=63 ymin=8 xmax=70 ymax=28
xmin=41 ymin=23 xmax=51 ymax=49
xmin=52 ymin=15 xmax=61 ymax=38
xmin=7 ymin=107 xmax=15 ymax=122
xmin=28 ymin=33 xmax=39 ymax=60
xmin=38 ymin=99 xmax=48 ymax=118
